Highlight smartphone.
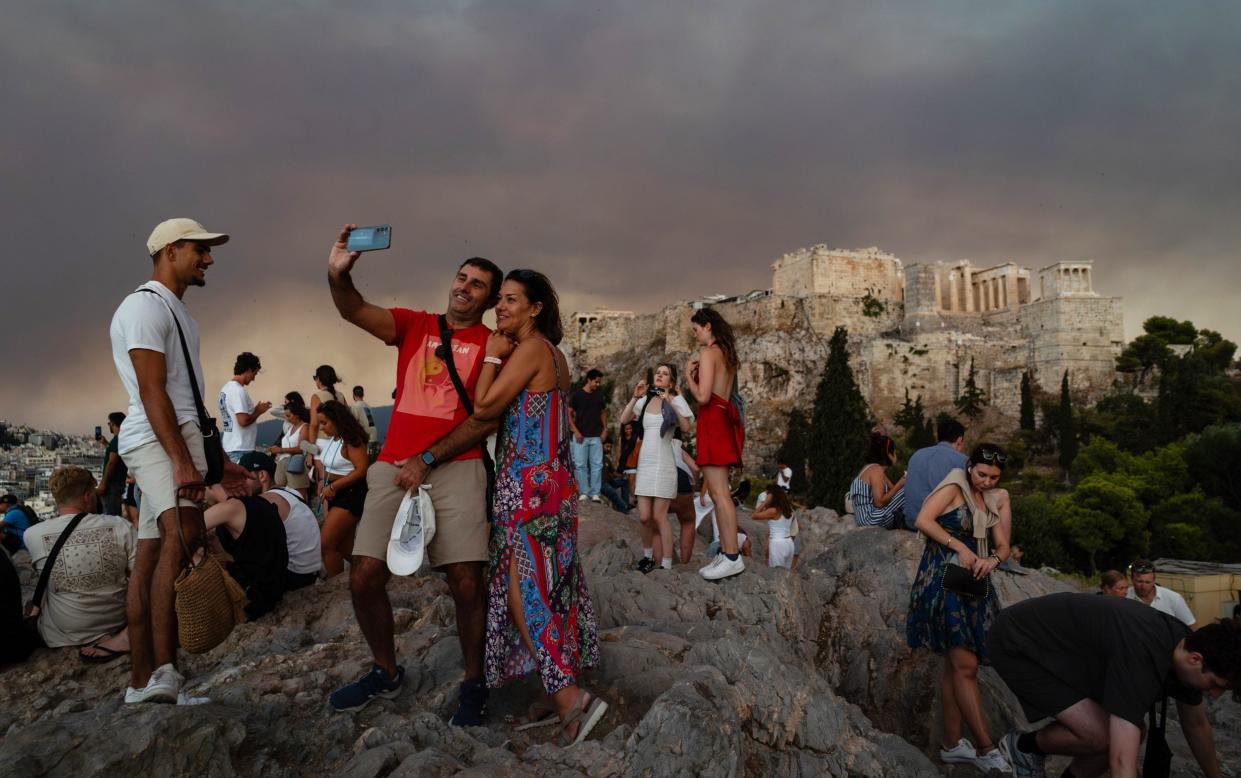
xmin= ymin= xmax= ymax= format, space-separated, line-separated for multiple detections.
xmin=346 ymin=225 xmax=392 ymax=252
xmin=95 ymin=425 xmax=102 ymax=438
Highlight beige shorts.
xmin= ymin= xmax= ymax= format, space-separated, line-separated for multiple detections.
xmin=353 ymin=459 xmax=489 ymax=569
xmin=121 ymin=421 xmax=207 ymax=541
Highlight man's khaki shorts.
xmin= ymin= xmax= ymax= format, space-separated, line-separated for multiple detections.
xmin=353 ymin=459 xmax=489 ymax=569
xmin=121 ymin=421 xmax=207 ymax=541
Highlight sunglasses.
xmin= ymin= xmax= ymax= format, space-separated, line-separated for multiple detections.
xmin=977 ymin=449 xmax=1008 ymax=465
xmin=1129 ymin=563 xmax=1155 ymax=574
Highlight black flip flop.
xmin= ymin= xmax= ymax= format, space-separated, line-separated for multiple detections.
xmin=79 ymin=644 xmax=128 ymax=665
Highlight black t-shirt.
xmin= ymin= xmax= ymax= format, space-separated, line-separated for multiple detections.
xmin=568 ymin=389 xmax=607 ymax=438
xmin=104 ymin=436 xmax=128 ymax=487
xmin=991 ymin=593 xmax=1201 ymax=726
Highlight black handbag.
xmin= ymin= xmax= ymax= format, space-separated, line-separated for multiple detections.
xmin=139 ymin=289 xmax=225 ymax=484
xmin=1143 ymin=695 xmax=1173 ymax=778
xmin=941 ymin=561 xmax=989 ymax=598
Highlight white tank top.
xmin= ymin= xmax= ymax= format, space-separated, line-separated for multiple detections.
xmin=768 ymin=513 xmax=793 ymax=541
xmin=266 ymin=488 xmax=321 ymax=575
xmin=319 ymin=437 xmax=355 ymax=476
xmin=280 ymin=423 xmax=305 ymax=459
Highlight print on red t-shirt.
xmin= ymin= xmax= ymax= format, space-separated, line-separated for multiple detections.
xmin=381 ymin=309 xmax=491 ymax=464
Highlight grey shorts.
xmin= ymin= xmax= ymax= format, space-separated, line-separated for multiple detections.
xmin=121 ymin=421 xmax=207 ymax=541
xmin=352 ymin=458 xmax=489 ymax=569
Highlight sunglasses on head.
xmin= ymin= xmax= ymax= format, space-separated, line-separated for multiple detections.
xmin=977 ymin=449 xmax=1008 ymax=464
xmin=1130 ymin=563 xmax=1155 ymax=574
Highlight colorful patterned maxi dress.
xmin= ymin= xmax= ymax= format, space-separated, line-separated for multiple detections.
xmin=484 ymin=342 xmax=600 ymax=693
xmin=905 ymin=505 xmax=996 ymax=661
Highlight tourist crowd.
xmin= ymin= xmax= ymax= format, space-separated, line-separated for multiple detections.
xmin=1 ymin=217 xmax=1237 ymax=775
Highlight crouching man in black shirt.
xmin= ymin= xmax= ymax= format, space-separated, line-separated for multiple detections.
xmin=989 ymin=592 xmax=1237 ymax=777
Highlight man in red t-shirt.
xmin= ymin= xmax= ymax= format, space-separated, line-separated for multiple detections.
xmin=325 ymin=224 xmax=503 ymax=724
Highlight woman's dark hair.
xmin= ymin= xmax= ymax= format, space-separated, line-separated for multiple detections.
xmin=767 ymin=485 xmax=794 ymax=517
xmin=968 ymin=442 xmax=1008 ymax=472
xmin=690 ymin=308 xmax=739 ymax=372
xmin=1100 ymin=570 xmax=1127 ymax=590
xmin=318 ymin=400 xmax=368 ymax=447
xmin=866 ymin=432 xmax=895 ymax=465
xmin=314 ymin=365 xmax=340 ymax=391
xmin=505 ymin=269 xmax=563 ymax=345
xmin=284 ymin=390 xmax=306 ymax=407
xmin=285 ymin=400 xmax=310 ymax=424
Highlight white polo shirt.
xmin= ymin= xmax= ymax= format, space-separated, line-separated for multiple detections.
xmin=110 ymin=281 xmax=204 ymax=455
xmin=1127 ymin=584 xmax=1197 ymax=627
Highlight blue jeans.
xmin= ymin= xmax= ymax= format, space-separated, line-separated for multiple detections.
xmin=570 ymin=436 xmax=603 ymax=497
xmin=600 ymin=477 xmax=631 ymax=513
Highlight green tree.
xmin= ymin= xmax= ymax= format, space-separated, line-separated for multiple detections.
xmin=1019 ymin=371 xmax=1036 ymax=431
xmin=913 ymin=414 xmax=937 ymax=450
xmin=1081 ymin=391 xmax=1158 ymax=453
xmin=1057 ymin=473 xmax=1150 ymax=573
xmin=1058 ymin=371 xmax=1077 ymax=476
xmin=1184 ymin=424 xmax=1241 ymax=511
xmin=1149 ymin=492 xmax=1241 ymax=562
xmin=807 ymin=327 xmax=871 ymax=511
xmin=775 ymin=407 xmax=810 ymax=495
xmin=1070 ymin=438 xmax=1135 ymax=483
xmin=955 ymin=359 xmax=986 ymax=419
xmin=1010 ymin=493 xmax=1068 ymax=569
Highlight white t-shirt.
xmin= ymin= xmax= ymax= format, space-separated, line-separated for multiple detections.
xmin=776 ymin=466 xmax=793 ymax=489
xmin=352 ymin=401 xmax=379 ymax=444
xmin=219 ymin=379 xmax=257 ymax=453
xmin=1127 ymin=584 xmax=1197 ymax=626
xmin=110 ymin=281 xmax=205 ymax=455
xmin=266 ymin=488 xmax=321 ymax=575
xmin=25 ymin=512 xmax=136 ymax=647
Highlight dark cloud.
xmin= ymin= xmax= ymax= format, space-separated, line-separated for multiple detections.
xmin=3 ymin=1 xmax=1239 ymax=432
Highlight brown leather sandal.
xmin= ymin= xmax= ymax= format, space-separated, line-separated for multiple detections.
xmin=556 ymin=690 xmax=609 ymax=747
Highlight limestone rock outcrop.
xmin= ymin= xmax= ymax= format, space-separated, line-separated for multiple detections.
xmin=1 ymin=504 xmax=1235 ymax=777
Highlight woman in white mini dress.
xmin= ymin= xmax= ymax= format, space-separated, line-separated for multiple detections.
xmin=619 ymin=363 xmax=693 ymax=572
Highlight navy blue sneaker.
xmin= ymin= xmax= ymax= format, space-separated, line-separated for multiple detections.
xmin=449 ymin=677 xmax=489 ymax=726
xmin=329 ymin=664 xmax=404 ymax=712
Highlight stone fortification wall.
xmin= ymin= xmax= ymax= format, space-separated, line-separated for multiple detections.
xmin=1015 ymin=295 xmax=1125 ymax=395
xmin=772 ymin=245 xmax=904 ymax=302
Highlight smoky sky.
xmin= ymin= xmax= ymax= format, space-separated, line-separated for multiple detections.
xmin=3 ymin=1 xmax=1240 ymax=434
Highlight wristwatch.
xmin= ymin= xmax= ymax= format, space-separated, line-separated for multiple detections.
xmin=420 ymin=450 xmax=437 ymax=467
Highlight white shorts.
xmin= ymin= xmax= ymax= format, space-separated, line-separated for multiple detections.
xmin=122 ymin=421 xmax=207 ymax=540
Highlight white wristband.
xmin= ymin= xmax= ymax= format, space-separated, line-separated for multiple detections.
xmin=483 ymin=356 xmax=503 ymax=366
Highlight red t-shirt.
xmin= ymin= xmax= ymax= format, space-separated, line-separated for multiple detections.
xmin=379 ymin=309 xmax=491 ymax=464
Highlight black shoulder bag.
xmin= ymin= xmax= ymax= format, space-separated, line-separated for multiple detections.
xmin=437 ymin=315 xmax=497 ymax=512
xmin=1143 ymin=693 xmax=1172 ymax=778
xmin=138 ymin=289 xmax=225 ymax=484
xmin=23 ymin=512 xmax=88 ymax=638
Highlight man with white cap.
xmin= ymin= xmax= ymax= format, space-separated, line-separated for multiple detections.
xmin=109 ymin=217 xmax=234 ymax=704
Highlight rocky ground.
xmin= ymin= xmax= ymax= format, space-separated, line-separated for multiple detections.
xmin=2 ymin=503 xmax=1237 ymax=777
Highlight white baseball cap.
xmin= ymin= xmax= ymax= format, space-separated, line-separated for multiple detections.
xmin=146 ymin=218 xmax=230 ymax=256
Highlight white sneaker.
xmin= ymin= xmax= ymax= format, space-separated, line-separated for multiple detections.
xmin=971 ymin=746 xmax=1011 ymax=774
xmin=999 ymin=731 xmax=1046 ymax=778
xmin=590 ymin=495 xmax=602 ymax=503
xmin=939 ymin=738 xmax=977 ymax=764
xmin=177 ymin=691 xmax=211 ymax=705
xmin=698 ymin=554 xmax=723 ymax=575
xmin=702 ymin=554 xmax=745 ymax=580
xmin=124 ymin=663 xmax=183 ymax=704
xmin=578 ymin=494 xmax=588 ymax=502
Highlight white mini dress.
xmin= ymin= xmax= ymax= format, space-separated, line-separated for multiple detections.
xmin=634 ymin=394 xmax=694 ymax=499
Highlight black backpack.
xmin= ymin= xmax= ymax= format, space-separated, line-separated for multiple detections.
xmin=17 ymin=505 xmax=40 ymax=525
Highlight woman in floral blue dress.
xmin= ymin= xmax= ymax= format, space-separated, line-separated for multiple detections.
xmin=470 ymin=269 xmax=605 ymax=746
xmin=907 ymin=443 xmax=1014 ymax=773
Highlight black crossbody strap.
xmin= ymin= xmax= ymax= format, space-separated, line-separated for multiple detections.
xmin=438 ymin=314 xmax=475 ymax=416
xmin=137 ymin=288 xmax=211 ymax=426
xmin=27 ymin=512 xmax=88 ymax=611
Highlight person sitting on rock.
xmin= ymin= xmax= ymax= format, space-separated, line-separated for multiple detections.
xmin=598 ymin=440 xmax=632 ymax=514
xmin=751 ymin=486 xmax=796 ymax=569
xmin=24 ymin=466 xmax=135 ymax=663
xmin=846 ymin=432 xmax=906 ymax=529
xmin=203 ymin=452 xmax=322 ymax=620
xmin=902 ymin=416 xmax=966 ymax=530
xmin=991 ymin=593 xmax=1233 ymax=777
xmin=906 ymin=443 xmax=1014 ymax=773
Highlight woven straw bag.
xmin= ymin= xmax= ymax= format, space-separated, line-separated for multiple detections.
xmin=172 ymin=489 xmax=248 ymax=654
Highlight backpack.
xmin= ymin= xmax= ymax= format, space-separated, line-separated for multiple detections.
xmin=17 ymin=505 xmax=40 ymax=525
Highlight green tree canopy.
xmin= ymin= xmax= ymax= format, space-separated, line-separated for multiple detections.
xmin=775 ymin=407 xmax=810 ymax=495
xmin=955 ymin=358 xmax=986 ymax=419
xmin=807 ymin=327 xmax=872 ymax=511
xmin=1056 ymin=473 xmax=1150 ymax=573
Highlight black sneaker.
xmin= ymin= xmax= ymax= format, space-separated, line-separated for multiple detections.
xmin=329 ymin=664 xmax=404 ymax=712
xmin=449 ymin=677 xmax=488 ymax=727
xmin=635 ymin=558 xmax=657 ymax=574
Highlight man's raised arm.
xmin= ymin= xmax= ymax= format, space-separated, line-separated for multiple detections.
xmin=328 ymin=224 xmax=397 ymax=344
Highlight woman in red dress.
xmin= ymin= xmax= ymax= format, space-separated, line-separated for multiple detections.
xmin=684 ymin=308 xmax=746 ymax=581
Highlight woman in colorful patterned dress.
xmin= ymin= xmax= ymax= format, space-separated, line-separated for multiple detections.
xmin=906 ymin=443 xmax=1014 ymax=773
xmin=469 ymin=269 xmax=606 ymax=746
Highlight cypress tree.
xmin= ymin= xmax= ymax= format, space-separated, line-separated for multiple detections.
xmin=955 ymin=358 xmax=986 ymax=418
xmin=775 ymin=407 xmax=810 ymax=495
xmin=807 ymin=327 xmax=871 ymax=511
xmin=1058 ymin=370 xmax=1078 ymax=475
xmin=1019 ymin=371 xmax=1036 ymax=431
